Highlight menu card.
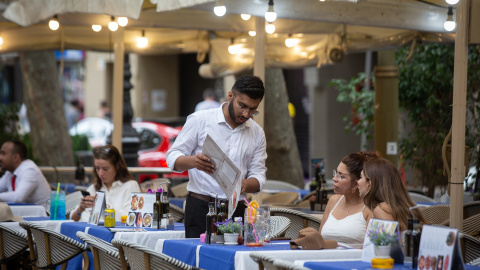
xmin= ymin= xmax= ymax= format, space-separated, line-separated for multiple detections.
xmin=417 ymin=225 xmax=464 ymax=270
xmin=88 ymin=191 xmax=106 ymax=225
xmin=362 ymin=218 xmax=400 ymax=262
xmin=126 ymin=192 xmax=155 ymax=228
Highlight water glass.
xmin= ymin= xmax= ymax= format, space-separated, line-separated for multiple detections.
xmin=49 ymin=190 xmax=66 ymax=220
xmin=260 ymin=205 xmax=271 ymax=244
xmin=244 ymin=207 xmax=265 ymax=247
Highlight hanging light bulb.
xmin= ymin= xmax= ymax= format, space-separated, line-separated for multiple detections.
xmin=228 ymin=38 xmax=239 ymax=54
xmin=137 ymin=30 xmax=148 ymax=48
xmin=108 ymin=16 xmax=118 ymax=31
xmin=265 ymin=22 xmax=275 ymax=34
xmin=285 ymin=34 xmax=299 ymax=47
xmin=248 ymin=31 xmax=256 ymax=37
xmin=445 ymin=0 xmax=459 ymax=5
xmin=214 ymin=0 xmax=226 ymax=16
xmin=241 ymin=14 xmax=251 ymax=20
xmin=92 ymin=25 xmax=102 ymax=32
xmin=49 ymin=15 xmax=60 ymax=31
xmin=265 ymin=0 xmax=277 ymax=23
xmin=118 ymin=17 xmax=128 ymax=27
xmin=444 ymin=7 xmax=456 ymax=31
xmin=0 ymin=36 xmax=3 ymax=46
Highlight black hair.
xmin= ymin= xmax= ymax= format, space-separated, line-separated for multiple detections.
xmin=8 ymin=140 xmax=28 ymax=160
xmin=231 ymin=75 xmax=265 ymax=100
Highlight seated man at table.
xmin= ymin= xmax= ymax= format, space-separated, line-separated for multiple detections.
xmin=0 ymin=140 xmax=51 ymax=207
xmin=166 ymin=75 xmax=267 ymax=238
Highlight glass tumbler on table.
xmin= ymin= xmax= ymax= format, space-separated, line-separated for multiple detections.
xmin=260 ymin=205 xmax=271 ymax=244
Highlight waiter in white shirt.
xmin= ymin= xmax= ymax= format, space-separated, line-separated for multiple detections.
xmin=167 ymin=75 xmax=268 ymax=238
xmin=0 ymin=140 xmax=51 ymax=207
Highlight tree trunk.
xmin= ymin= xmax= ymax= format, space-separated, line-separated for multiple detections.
xmin=264 ymin=68 xmax=304 ymax=188
xmin=19 ymin=51 xmax=74 ymax=179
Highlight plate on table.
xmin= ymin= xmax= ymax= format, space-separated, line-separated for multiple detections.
xmin=127 ymin=212 xmax=136 ymax=226
xmin=224 ymin=242 xmax=238 ymax=246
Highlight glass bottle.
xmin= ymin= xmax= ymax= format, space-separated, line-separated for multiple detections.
xmin=205 ymin=202 xmax=217 ymax=245
xmin=315 ymin=174 xmax=328 ymax=211
xmin=153 ymin=192 xmax=161 ymax=229
xmin=217 ymin=203 xmax=228 ymax=236
xmin=161 ymin=191 xmax=169 ymax=216
xmin=404 ymin=219 xmax=421 ymax=268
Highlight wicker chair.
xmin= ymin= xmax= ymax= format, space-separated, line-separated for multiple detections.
xmin=19 ymin=221 xmax=89 ymax=270
xmin=170 ymin=182 xmax=188 ymax=198
xmin=463 ymin=201 xmax=480 ymax=219
xmin=408 ymin=192 xmax=436 ymax=203
xmin=273 ymin=259 xmax=311 ymax=270
xmin=112 ymin=238 xmax=198 ymax=270
xmin=0 ymin=224 xmax=29 ymax=270
xmin=461 ymin=213 xmax=480 ymax=238
xmin=264 ymin=180 xmax=300 ymax=190
xmin=269 ymin=216 xmax=291 ymax=239
xmin=263 ymin=192 xmax=299 ymax=205
xmin=76 ymin=232 xmax=127 ymax=270
xmin=471 ymin=257 xmax=480 ymax=266
xmin=65 ymin=191 xmax=83 ymax=218
xmin=459 ymin=233 xmax=480 ymax=264
xmin=249 ymin=253 xmax=309 ymax=270
xmin=169 ymin=204 xmax=184 ymax=223
xmin=270 ymin=208 xmax=321 ymax=240
xmin=420 ymin=204 xmax=450 ymax=225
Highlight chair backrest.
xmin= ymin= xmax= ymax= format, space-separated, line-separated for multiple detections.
xmin=462 ymin=213 xmax=480 ymax=237
xmin=420 ymin=204 xmax=450 ymax=225
xmin=76 ymin=231 xmax=127 ymax=270
xmin=169 ymin=204 xmax=184 ymax=223
xmin=459 ymin=232 xmax=480 ymax=264
xmin=269 ymin=216 xmax=291 ymax=239
xmin=66 ymin=191 xmax=83 ymax=218
xmin=463 ymin=201 xmax=480 ymax=219
xmin=112 ymin=238 xmax=195 ymax=270
xmin=0 ymin=224 xmax=29 ymax=264
xmin=270 ymin=208 xmax=321 ymax=240
xmin=408 ymin=192 xmax=436 ymax=203
xmin=263 ymin=192 xmax=299 ymax=205
xmin=264 ymin=180 xmax=300 ymax=190
xmin=170 ymin=182 xmax=188 ymax=198
xmin=249 ymin=252 xmax=278 ymax=270
xmin=19 ymin=221 xmax=89 ymax=269
xmin=273 ymin=259 xmax=311 ymax=270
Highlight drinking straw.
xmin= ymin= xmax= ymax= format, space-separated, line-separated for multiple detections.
xmin=54 ymin=183 xmax=60 ymax=220
xmin=243 ymin=198 xmax=259 ymax=243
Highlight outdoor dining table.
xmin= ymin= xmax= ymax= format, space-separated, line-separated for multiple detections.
xmin=61 ymin=221 xmax=185 ymax=270
xmin=155 ymin=238 xmax=363 ymax=270
xmin=9 ymin=204 xmax=47 ymax=217
xmin=0 ymin=216 xmax=72 ymax=233
xmin=294 ymin=259 xmax=480 ymax=270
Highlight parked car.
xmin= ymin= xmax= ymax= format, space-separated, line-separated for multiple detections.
xmin=69 ymin=117 xmax=188 ymax=182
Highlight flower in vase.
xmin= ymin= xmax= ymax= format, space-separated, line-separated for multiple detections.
xmin=215 ymin=218 xmax=243 ymax=234
xmin=367 ymin=224 xmax=400 ymax=246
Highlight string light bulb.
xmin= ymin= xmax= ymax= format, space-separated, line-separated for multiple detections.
xmin=49 ymin=15 xmax=59 ymax=31
xmin=118 ymin=17 xmax=128 ymax=27
xmin=108 ymin=16 xmax=118 ymax=31
xmin=92 ymin=25 xmax=102 ymax=32
xmin=0 ymin=36 xmax=3 ymax=46
xmin=214 ymin=0 xmax=226 ymax=16
xmin=241 ymin=14 xmax=251 ymax=20
xmin=285 ymin=34 xmax=299 ymax=47
xmin=445 ymin=0 xmax=459 ymax=4
xmin=137 ymin=30 xmax=148 ymax=48
xmin=265 ymin=22 xmax=275 ymax=34
xmin=228 ymin=39 xmax=239 ymax=54
xmin=248 ymin=31 xmax=256 ymax=37
xmin=444 ymin=7 xmax=456 ymax=31
xmin=265 ymin=0 xmax=277 ymax=23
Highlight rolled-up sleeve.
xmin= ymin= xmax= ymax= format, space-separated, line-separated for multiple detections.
xmin=166 ymin=114 xmax=199 ymax=173
xmin=246 ymin=128 xmax=268 ymax=191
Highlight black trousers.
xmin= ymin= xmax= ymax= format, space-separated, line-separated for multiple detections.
xmin=184 ymin=194 xmax=247 ymax=238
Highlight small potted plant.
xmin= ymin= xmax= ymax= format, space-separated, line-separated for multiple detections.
xmin=215 ymin=218 xmax=243 ymax=244
xmin=367 ymin=226 xmax=400 ymax=258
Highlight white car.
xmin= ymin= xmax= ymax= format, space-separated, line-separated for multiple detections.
xmin=69 ymin=117 xmax=113 ymax=147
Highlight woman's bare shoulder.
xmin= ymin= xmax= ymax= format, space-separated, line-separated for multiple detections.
xmin=373 ymin=203 xmax=394 ymax=221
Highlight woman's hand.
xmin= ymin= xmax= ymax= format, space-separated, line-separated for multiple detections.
xmin=80 ymin=195 xmax=95 ymax=210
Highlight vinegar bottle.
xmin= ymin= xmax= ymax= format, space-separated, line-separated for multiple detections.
xmin=205 ymin=202 xmax=217 ymax=245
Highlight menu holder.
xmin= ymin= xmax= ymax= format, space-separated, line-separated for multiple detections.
xmin=88 ymin=191 xmax=106 ymax=225
xmin=361 ymin=218 xmax=400 ymax=262
xmin=126 ymin=192 xmax=155 ymax=228
xmin=417 ymin=225 xmax=464 ymax=270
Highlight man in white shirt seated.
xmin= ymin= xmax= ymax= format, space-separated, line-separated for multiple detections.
xmin=0 ymin=140 xmax=51 ymax=207
xmin=167 ymin=75 xmax=267 ymax=238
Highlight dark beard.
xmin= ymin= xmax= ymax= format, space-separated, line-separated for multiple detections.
xmin=228 ymin=101 xmax=244 ymax=126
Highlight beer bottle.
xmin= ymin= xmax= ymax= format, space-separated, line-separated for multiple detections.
xmin=217 ymin=203 xmax=228 ymax=235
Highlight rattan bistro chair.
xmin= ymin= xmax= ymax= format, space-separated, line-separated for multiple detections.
xmin=408 ymin=192 xmax=436 ymax=203
xmin=459 ymin=233 xmax=480 ymax=264
xmin=463 ymin=201 xmax=480 ymax=219
xmin=420 ymin=204 xmax=450 ymax=225
xmin=112 ymin=239 xmax=199 ymax=270
xmin=270 ymin=208 xmax=321 ymax=240
xmin=65 ymin=191 xmax=83 ymax=218
xmin=169 ymin=204 xmax=185 ymax=223
xmin=273 ymin=259 xmax=311 ymax=270
xmin=76 ymin=232 xmax=127 ymax=270
xmin=19 ymin=221 xmax=89 ymax=270
xmin=249 ymin=253 xmax=310 ymax=270
xmin=0 ymin=224 xmax=29 ymax=270
xmin=269 ymin=216 xmax=291 ymax=239
xmin=263 ymin=192 xmax=299 ymax=205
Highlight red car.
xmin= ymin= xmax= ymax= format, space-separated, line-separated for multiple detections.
xmin=132 ymin=121 xmax=188 ymax=183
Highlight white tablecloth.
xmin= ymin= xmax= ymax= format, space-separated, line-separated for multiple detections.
xmin=113 ymin=230 xmax=185 ymax=249
xmin=10 ymin=205 xmax=47 ymax=217
xmin=1 ymin=219 xmax=73 ymax=234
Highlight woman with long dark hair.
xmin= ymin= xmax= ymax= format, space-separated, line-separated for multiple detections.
xmin=71 ymin=145 xmax=140 ymax=222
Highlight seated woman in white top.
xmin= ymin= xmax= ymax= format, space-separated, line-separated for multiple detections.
xmin=71 ymin=145 xmax=140 ymax=222
xmin=319 ymin=152 xmax=377 ymax=248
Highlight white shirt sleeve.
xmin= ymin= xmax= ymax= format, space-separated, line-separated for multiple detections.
xmin=246 ymin=129 xmax=268 ymax=190
xmin=0 ymin=172 xmax=11 ymax=193
xmin=166 ymin=114 xmax=200 ymax=173
xmin=0 ymin=167 xmax=39 ymax=203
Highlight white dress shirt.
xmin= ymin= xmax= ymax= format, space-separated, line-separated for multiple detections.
xmin=166 ymin=105 xmax=267 ymax=200
xmin=78 ymin=180 xmax=140 ymax=222
xmin=0 ymin=159 xmax=51 ymax=206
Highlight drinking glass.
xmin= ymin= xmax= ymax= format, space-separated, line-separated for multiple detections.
xmin=260 ymin=205 xmax=271 ymax=244
xmin=49 ymin=190 xmax=66 ymax=220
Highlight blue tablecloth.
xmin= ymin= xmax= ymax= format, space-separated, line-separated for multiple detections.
xmin=162 ymin=239 xmax=291 ymax=270
xmin=169 ymin=198 xmax=185 ymax=209
xmin=303 ymin=260 xmax=480 ymax=270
